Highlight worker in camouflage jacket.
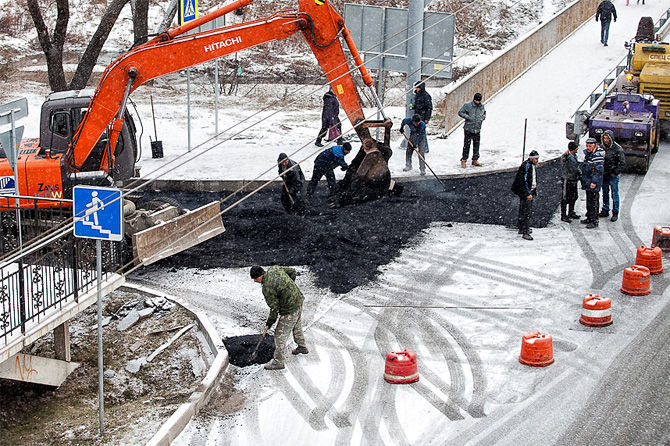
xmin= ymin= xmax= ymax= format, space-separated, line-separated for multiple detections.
xmin=580 ymin=138 xmax=605 ymax=229
xmin=599 ymin=130 xmax=626 ymax=222
xmin=251 ymin=265 xmax=308 ymax=370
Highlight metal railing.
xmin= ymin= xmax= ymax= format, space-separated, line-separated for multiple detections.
xmin=0 ymin=197 xmax=122 ymax=344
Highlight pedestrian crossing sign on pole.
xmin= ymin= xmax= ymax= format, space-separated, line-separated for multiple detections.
xmin=73 ymin=186 xmax=123 ymax=242
xmin=179 ymin=0 xmax=199 ymax=25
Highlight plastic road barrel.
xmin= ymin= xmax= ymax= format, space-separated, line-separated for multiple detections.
xmin=635 ymin=246 xmax=663 ymax=274
xmin=620 ymin=265 xmax=651 ymax=296
xmin=579 ymin=294 xmax=613 ymax=327
xmin=519 ymin=331 xmax=554 ymax=367
xmin=384 ymin=350 xmax=419 ymax=384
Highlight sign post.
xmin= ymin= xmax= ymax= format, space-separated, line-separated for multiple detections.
xmin=73 ymin=185 xmax=123 ymax=436
xmin=0 ymin=97 xmax=28 ymax=250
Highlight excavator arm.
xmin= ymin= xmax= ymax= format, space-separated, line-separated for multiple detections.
xmin=70 ymin=0 xmax=388 ymax=172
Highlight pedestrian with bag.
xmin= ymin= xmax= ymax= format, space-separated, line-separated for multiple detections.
xmin=560 ymin=141 xmax=581 ymax=222
xmin=277 ymin=152 xmax=306 ymax=215
xmin=250 ymin=265 xmax=308 ymax=370
xmin=580 ymin=138 xmax=605 ymax=228
xmin=511 ymin=150 xmax=540 ymax=240
xmin=599 ymin=130 xmax=626 ymax=222
xmin=306 ymin=142 xmax=352 ymax=196
xmin=596 ymin=0 xmax=617 ymax=46
xmin=458 ymin=92 xmax=486 ymax=168
xmin=400 ymin=114 xmax=427 ymax=175
xmin=315 ymin=88 xmax=343 ymax=147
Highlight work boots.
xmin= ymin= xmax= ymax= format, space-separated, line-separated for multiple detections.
xmin=461 ymin=160 xmax=467 ymax=168
xmin=472 ymin=160 xmax=483 ymax=167
xmin=403 ymin=165 xmax=412 ymax=172
xmin=560 ymin=204 xmax=571 ymax=222
xmin=315 ymin=138 xmax=324 ymax=147
xmin=599 ymin=209 xmax=609 ymax=218
xmin=264 ymin=360 xmax=285 ymax=370
xmin=292 ymin=346 xmax=309 ymax=355
xmin=611 ymin=211 xmax=619 ymax=222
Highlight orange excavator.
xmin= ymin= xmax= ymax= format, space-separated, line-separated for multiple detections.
xmin=0 ymin=0 xmax=394 ymax=263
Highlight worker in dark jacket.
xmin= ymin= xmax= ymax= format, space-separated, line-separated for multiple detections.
xmin=595 ymin=0 xmax=617 ymax=46
xmin=400 ymin=114 xmax=427 ymax=175
xmin=458 ymin=92 xmax=486 ymax=168
xmin=251 ymin=265 xmax=308 ymax=370
xmin=410 ymin=81 xmax=433 ymax=152
xmin=316 ymin=88 xmax=343 ymax=147
xmin=580 ymin=137 xmax=605 ymax=228
xmin=560 ymin=141 xmax=581 ymax=222
xmin=511 ymin=150 xmax=540 ymax=240
xmin=599 ymin=130 xmax=626 ymax=222
xmin=306 ymin=142 xmax=352 ymax=196
xmin=277 ymin=152 xmax=306 ymax=215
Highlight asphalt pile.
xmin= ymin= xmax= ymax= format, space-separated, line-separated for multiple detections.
xmin=223 ymin=334 xmax=276 ymax=367
xmin=143 ymin=160 xmax=562 ymax=294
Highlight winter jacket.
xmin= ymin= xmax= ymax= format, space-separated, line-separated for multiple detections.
xmin=314 ymin=145 xmax=349 ymax=171
xmin=511 ymin=159 xmax=537 ymax=198
xmin=261 ymin=266 xmax=304 ymax=327
xmin=581 ymin=146 xmax=605 ymax=191
xmin=400 ymin=117 xmax=426 ymax=138
xmin=321 ymin=91 xmax=341 ymax=128
xmin=561 ymin=151 xmax=580 ymax=181
xmin=278 ymin=159 xmax=305 ymax=194
xmin=411 ymin=83 xmax=433 ymax=123
xmin=601 ymin=130 xmax=626 ymax=176
xmin=596 ymin=1 xmax=617 ymax=23
xmin=458 ymin=100 xmax=486 ymax=133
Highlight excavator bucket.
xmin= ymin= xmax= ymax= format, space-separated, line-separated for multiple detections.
xmin=132 ymin=201 xmax=225 ymax=266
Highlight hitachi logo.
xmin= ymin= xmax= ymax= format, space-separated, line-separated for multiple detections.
xmin=204 ymin=36 xmax=242 ymax=53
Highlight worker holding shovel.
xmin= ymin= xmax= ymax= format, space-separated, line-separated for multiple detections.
xmin=250 ymin=265 xmax=308 ymax=370
xmin=277 ymin=152 xmax=306 ymax=215
xmin=400 ymin=114 xmax=427 ymax=175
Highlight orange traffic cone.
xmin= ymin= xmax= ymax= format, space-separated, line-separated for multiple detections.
xmin=635 ymin=246 xmax=663 ymax=274
xmin=620 ymin=265 xmax=651 ymax=296
xmin=384 ymin=350 xmax=419 ymax=384
xmin=651 ymin=226 xmax=670 ymax=251
xmin=519 ymin=331 xmax=554 ymax=367
xmin=579 ymin=294 xmax=613 ymax=327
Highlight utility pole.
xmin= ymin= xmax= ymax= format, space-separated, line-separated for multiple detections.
xmin=406 ymin=0 xmax=424 ymax=118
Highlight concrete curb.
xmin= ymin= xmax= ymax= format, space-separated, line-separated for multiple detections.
xmin=133 ymin=159 xmax=556 ymax=194
xmin=121 ymin=282 xmax=228 ymax=446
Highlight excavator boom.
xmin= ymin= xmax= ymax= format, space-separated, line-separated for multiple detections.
xmin=71 ymin=0 xmax=383 ymax=169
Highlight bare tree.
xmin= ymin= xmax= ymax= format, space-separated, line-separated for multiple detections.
xmin=131 ymin=0 xmax=150 ymax=46
xmin=26 ymin=0 xmax=130 ymax=92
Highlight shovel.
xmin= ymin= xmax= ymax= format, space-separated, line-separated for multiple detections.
xmin=401 ymin=133 xmax=449 ymax=192
xmin=247 ymin=326 xmax=269 ymax=364
xmin=150 ymin=95 xmax=164 ymax=158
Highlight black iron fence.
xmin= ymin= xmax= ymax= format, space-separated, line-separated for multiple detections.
xmin=0 ymin=197 xmax=123 ymax=345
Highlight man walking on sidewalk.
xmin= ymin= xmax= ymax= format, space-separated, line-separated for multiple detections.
xmin=596 ymin=0 xmax=617 ymax=46
xmin=458 ymin=92 xmax=486 ymax=168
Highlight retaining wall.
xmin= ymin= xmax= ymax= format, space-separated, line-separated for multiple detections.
xmin=438 ymin=0 xmax=600 ymax=135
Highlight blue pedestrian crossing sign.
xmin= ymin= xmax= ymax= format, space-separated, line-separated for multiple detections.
xmin=179 ymin=0 xmax=198 ymax=25
xmin=73 ymin=186 xmax=123 ymax=241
